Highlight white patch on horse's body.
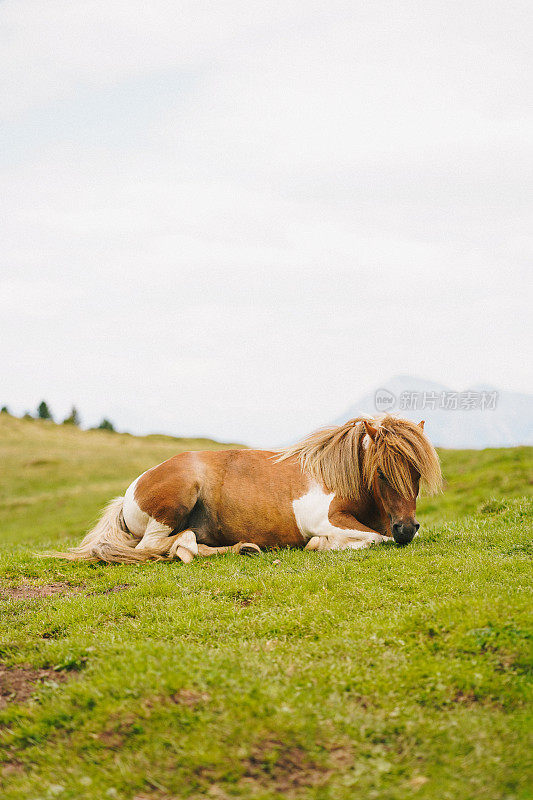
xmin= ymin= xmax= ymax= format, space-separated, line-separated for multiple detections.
xmin=292 ymin=482 xmax=386 ymax=546
xmin=123 ymin=459 xmax=169 ymax=538
xmin=123 ymin=477 xmax=149 ymax=538
xmin=292 ymin=483 xmax=336 ymax=540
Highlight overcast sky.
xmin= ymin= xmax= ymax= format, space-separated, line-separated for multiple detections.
xmin=1 ymin=1 xmax=532 ymax=446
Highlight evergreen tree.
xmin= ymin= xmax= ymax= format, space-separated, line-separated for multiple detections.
xmin=97 ymin=418 xmax=115 ymax=432
xmin=63 ymin=406 xmax=81 ymax=426
xmin=37 ymin=401 xmax=53 ymax=421
xmin=0 ymin=406 xmax=9 ymax=414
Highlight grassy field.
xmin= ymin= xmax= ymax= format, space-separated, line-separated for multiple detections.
xmin=0 ymin=414 xmax=532 ymax=800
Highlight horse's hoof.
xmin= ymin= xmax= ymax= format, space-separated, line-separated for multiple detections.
xmin=303 ymin=536 xmax=321 ymax=551
xmin=175 ymin=546 xmax=195 ymax=564
xmin=237 ymin=542 xmax=261 ymax=556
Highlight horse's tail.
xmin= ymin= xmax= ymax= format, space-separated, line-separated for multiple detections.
xmin=47 ymin=496 xmax=148 ymax=563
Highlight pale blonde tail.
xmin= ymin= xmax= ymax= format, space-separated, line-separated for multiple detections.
xmin=48 ymin=496 xmax=141 ymax=563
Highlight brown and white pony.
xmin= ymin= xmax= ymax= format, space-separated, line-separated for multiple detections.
xmin=54 ymin=415 xmax=442 ymax=564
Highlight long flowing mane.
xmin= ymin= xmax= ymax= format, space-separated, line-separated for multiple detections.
xmin=276 ymin=414 xmax=442 ymax=501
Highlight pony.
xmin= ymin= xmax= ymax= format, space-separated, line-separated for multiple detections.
xmin=52 ymin=414 xmax=442 ymax=564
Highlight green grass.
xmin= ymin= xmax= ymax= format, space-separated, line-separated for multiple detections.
xmin=0 ymin=415 xmax=532 ymax=800
xmin=420 ymin=446 xmax=533 ymax=524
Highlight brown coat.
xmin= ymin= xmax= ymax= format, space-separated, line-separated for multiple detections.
xmin=134 ymin=449 xmax=392 ymax=547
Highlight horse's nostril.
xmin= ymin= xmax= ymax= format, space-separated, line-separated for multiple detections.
xmin=415 ymin=522 xmax=420 ymax=532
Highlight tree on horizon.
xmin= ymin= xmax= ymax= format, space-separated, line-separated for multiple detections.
xmin=37 ymin=401 xmax=53 ymax=421
xmin=97 ymin=418 xmax=115 ymax=432
xmin=63 ymin=406 xmax=81 ymax=426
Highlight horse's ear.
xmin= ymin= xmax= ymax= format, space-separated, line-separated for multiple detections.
xmin=363 ymin=420 xmax=378 ymax=441
xmin=418 ymin=420 xmax=425 ymax=431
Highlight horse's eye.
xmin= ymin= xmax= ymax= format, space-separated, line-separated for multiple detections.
xmin=377 ymin=468 xmax=387 ymax=482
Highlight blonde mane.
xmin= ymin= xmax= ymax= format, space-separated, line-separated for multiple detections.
xmin=277 ymin=414 xmax=442 ymax=501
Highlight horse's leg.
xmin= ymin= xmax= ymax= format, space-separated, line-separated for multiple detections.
xmin=305 ymin=533 xmax=384 ymax=551
xmin=326 ymin=509 xmax=390 ymax=547
xmin=196 ymin=542 xmax=261 ymax=558
xmin=136 ymin=522 xmax=260 ymax=563
xmin=168 ymin=536 xmax=260 ymax=561
xmin=135 ymin=521 xmax=198 ymax=563
xmin=167 ymin=530 xmax=200 ymax=563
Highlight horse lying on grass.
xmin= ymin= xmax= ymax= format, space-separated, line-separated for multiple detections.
xmin=53 ymin=415 xmax=442 ymax=564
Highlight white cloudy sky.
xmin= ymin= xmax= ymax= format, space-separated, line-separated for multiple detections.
xmin=1 ymin=0 xmax=532 ymax=446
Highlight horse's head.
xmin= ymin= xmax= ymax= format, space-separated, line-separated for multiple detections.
xmin=363 ymin=418 xmax=441 ymax=546
xmin=374 ymin=458 xmax=420 ymax=545
xmin=276 ymin=413 xmax=442 ymax=546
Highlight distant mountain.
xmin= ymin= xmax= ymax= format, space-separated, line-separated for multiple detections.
xmin=334 ymin=375 xmax=533 ymax=449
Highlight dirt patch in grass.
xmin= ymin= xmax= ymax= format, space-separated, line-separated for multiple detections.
xmin=1 ymin=760 xmax=25 ymax=779
xmin=449 ymin=689 xmax=512 ymax=709
xmin=41 ymin=626 xmax=66 ymax=639
xmin=97 ymin=716 xmax=139 ymax=749
xmin=244 ymin=744 xmax=323 ymax=792
xmin=200 ymin=739 xmax=354 ymax=796
xmin=0 ymin=581 xmax=83 ymax=600
xmin=352 ymin=694 xmax=373 ymax=709
xmin=227 ymin=589 xmax=260 ymax=607
xmin=239 ymin=742 xmax=347 ymax=794
xmin=0 ymin=665 xmax=68 ymax=708
xmin=451 ymin=689 xmax=480 ymax=705
xmin=170 ymin=689 xmax=210 ymax=707
xmin=142 ymin=690 xmax=210 ymax=712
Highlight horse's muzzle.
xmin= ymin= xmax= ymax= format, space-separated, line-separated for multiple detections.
xmin=392 ymin=521 xmax=420 ymax=546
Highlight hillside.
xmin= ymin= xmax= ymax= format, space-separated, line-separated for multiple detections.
xmin=0 ymin=415 xmax=532 ymax=800
xmin=334 ymin=374 xmax=533 ymax=449
xmin=419 ymin=445 xmax=533 ymax=524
